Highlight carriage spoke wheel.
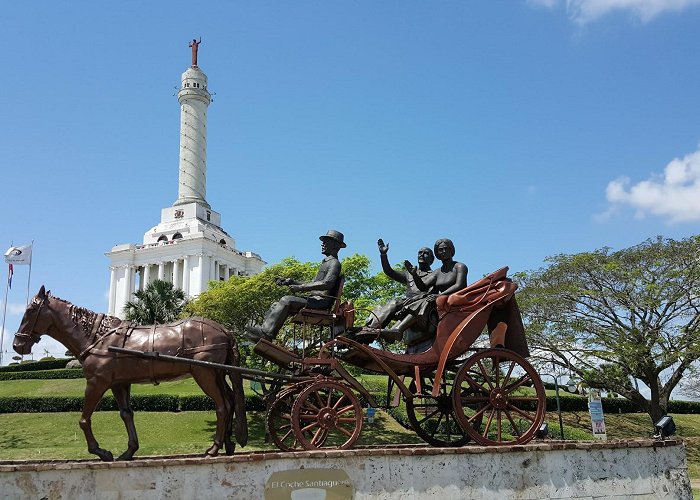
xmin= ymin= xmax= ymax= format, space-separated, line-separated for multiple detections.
xmin=406 ymin=373 xmax=471 ymax=447
xmin=453 ymin=348 xmax=546 ymax=446
xmin=291 ymin=380 xmax=363 ymax=450
xmin=267 ymin=386 xmax=326 ymax=452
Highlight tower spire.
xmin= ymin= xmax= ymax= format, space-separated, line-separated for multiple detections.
xmin=174 ymin=39 xmax=211 ymax=209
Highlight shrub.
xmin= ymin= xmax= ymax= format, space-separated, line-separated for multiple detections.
xmin=0 ymin=369 xmax=83 ymax=381
xmin=669 ymin=400 xmax=700 ymax=414
xmin=0 ymin=359 xmax=71 ymax=373
xmin=0 ymin=397 xmax=85 ymax=413
xmin=179 ymin=395 xmax=214 ymax=411
xmin=0 ymin=395 xmax=179 ymax=413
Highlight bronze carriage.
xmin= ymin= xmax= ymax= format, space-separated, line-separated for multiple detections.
xmin=251 ymin=267 xmax=546 ymax=451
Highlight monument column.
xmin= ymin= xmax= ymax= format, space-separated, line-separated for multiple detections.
xmin=158 ymin=262 xmax=165 ymax=281
xmin=196 ymin=253 xmax=206 ymax=294
xmin=108 ymin=267 xmax=117 ymax=315
xmin=173 ymin=39 xmax=212 ymax=209
xmin=183 ymin=255 xmax=191 ymax=295
xmin=173 ymin=260 xmax=181 ymax=289
xmin=143 ymin=264 xmax=151 ymax=288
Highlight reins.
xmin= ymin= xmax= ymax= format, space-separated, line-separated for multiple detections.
xmin=15 ymin=297 xmax=46 ymax=344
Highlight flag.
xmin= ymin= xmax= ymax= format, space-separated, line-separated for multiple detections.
xmin=4 ymin=244 xmax=32 ymax=265
xmin=7 ymin=264 xmax=12 ymax=290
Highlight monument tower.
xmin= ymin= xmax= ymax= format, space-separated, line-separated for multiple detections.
xmin=106 ymin=39 xmax=264 ymax=318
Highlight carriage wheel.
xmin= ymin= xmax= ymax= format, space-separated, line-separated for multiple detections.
xmin=452 ymin=348 xmax=546 ymax=446
xmin=267 ymin=388 xmax=302 ymax=451
xmin=405 ymin=372 xmax=471 ymax=447
xmin=291 ymin=380 xmax=363 ymax=450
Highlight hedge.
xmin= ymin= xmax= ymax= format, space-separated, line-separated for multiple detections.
xmin=2 ymin=392 xmax=699 ymax=415
xmin=0 ymin=359 xmax=71 ymax=373
xmin=0 ymin=394 xmax=264 ymax=413
xmin=0 ymin=369 xmax=83 ymax=381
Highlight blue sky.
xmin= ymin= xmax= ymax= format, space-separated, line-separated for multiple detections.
xmin=1 ymin=1 xmax=699 ymax=361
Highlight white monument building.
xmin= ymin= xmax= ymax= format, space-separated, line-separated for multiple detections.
xmin=106 ymin=44 xmax=264 ymax=318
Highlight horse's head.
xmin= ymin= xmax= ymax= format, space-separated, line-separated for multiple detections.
xmin=13 ymin=286 xmax=52 ymax=355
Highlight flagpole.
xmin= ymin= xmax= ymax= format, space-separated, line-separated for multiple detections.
xmin=0 ymin=265 xmax=9 ymax=366
xmin=26 ymin=240 xmax=34 ymax=306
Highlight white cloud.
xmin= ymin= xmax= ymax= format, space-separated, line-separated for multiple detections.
xmin=604 ymin=146 xmax=700 ymax=223
xmin=529 ymin=0 xmax=700 ymax=23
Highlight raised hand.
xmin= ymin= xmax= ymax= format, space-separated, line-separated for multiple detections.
xmin=377 ymin=239 xmax=389 ymax=255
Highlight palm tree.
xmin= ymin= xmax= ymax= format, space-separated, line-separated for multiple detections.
xmin=123 ymin=280 xmax=188 ymax=325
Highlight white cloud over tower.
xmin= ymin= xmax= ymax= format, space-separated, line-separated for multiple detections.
xmin=528 ymin=0 xmax=700 ymax=23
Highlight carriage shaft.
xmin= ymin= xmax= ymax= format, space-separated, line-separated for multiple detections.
xmin=107 ymin=346 xmax=309 ymax=382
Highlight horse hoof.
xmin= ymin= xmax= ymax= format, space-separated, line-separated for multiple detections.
xmin=117 ymin=452 xmax=134 ymax=461
xmin=96 ymin=450 xmax=114 ymax=462
xmin=205 ymin=445 xmax=220 ymax=457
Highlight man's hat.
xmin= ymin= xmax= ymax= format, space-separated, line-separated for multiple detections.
xmin=320 ymin=229 xmax=346 ymax=248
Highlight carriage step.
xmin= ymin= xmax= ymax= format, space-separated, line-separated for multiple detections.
xmin=253 ymin=339 xmax=301 ymax=368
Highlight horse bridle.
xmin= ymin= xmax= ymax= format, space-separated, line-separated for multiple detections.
xmin=15 ymin=297 xmax=46 ymax=345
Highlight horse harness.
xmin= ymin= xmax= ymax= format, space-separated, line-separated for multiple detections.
xmin=14 ymin=297 xmax=47 ymax=345
xmin=79 ymin=317 xmax=232 ymax=385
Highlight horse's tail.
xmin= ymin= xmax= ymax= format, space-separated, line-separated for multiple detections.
xmin=228 ymin=338 xmax=248 ymax=447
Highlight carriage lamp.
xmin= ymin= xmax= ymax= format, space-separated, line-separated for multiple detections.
xmin=366 ymin=407 xmax=376 ymax=424
xmin=536 ymin=423 xmax=549 ymax=439
xmin=654 ymin=416 xmax=676 ymax=439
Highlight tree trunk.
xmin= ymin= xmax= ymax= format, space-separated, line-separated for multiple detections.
xmin=645 ymin=377 xmax=668 ymax=425
xmin=647 ymin=400 xmax=667 ymax=425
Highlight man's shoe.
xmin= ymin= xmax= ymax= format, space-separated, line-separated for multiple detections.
xmin=244 ymin=324 xmax=265 ymax=341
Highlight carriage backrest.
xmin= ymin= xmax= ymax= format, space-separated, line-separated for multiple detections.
xmin=432 ymin=267 xmax=517 ymax=361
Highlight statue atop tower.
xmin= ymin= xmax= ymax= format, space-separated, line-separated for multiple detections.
xmin=189 ymin=37 xmax=201 ymax=67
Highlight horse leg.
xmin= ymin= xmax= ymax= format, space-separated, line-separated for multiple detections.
xmin=112 ymin=384 xmax=139 ymax=461
xmin=80 ymin=379 xmax=113 ymax=462
xmin=220 ymin=374 xmax=236 ymax=455
xmin=191 ymin=366 xmax=230 ymax=457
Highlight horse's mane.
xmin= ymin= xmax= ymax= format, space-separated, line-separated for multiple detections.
xmin=50 ymin=294 xmax=122 ymax=338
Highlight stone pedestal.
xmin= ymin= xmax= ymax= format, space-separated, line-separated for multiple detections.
xmin=0 ymin=440 xmax=691 ymax=499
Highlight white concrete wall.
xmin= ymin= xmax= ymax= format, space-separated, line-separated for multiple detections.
xmin=0 ymin=440 xmax=690 ymax=499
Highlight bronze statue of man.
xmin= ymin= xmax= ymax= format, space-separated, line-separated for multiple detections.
xmin=245 ymin=230 xmax=346 ymax=342
xmin=365 ymin=239 xmax=435 ymax=329
xmin=189 ymin=37 xmax=202 ymax=67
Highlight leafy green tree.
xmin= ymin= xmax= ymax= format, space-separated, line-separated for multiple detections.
xmin=516 ymin=236 xmax=700 ymax=423
xmin=123 ymin=279 xmax=188 ymax=325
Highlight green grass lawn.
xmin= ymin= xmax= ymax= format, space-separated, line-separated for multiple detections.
xmin=0 ymin=374 xmax=391 ymax=398
xmin=0 ymin=409 xmax=421 ymax=461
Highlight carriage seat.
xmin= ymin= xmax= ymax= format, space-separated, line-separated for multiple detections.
xmin=290 ymin=276 xmax=355 ymax=332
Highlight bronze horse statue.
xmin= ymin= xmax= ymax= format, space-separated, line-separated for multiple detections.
xmin=13 ymin=286 xmax=247 ymax=461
